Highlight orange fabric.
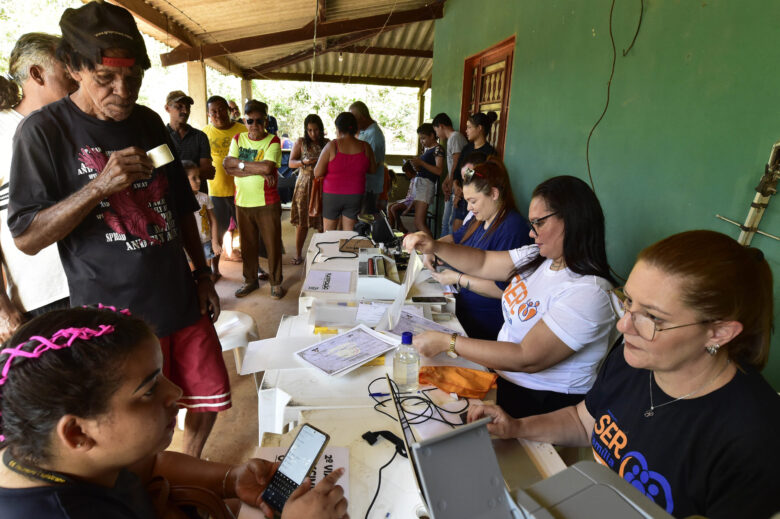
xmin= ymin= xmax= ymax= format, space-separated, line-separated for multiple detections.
xmin=419 ymin=366 xmax=498 ymax=399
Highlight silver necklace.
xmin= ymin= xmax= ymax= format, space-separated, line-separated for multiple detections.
xmin=644 ymin=359 xmax=730 ymax=418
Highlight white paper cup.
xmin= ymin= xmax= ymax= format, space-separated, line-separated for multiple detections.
xmin=147 ymin=143 xmax=174 ymax=168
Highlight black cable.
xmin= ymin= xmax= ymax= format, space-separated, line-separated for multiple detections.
xmin=585 ymin=0 xmax=616 ymax=193
xmin=367 ymin=377 xmax=469 ymax=428
xmin=310 ymin=235 xmax=361 ymax=264
xmin=364 ymin=448 xmax=398 ymax=519
xmin=622 ymin=0 xmax=644 ymax=57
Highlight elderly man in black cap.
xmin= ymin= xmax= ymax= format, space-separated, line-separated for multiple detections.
xmin=165 ymin=90 xmax=214 ymax=194
xmin=8 ymin=1 xmax=230 ymax=458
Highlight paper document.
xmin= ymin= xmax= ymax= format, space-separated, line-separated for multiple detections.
xmin=355 ymin=302 xmax=423 ymax=327
xmin=303 ymin=270 xmax=352 ymax=293
xmin=375 ymin=251 xmax=424 ymax=331
xmin=241 ymin=336 xmax=320 ymax=374
xmin=386 ymin=310 xmax=458 ymax=338
xmin=295 ymin=324 xmax=397 ymax=376
xmin=255 ymin=446 xmax=350 ymax=499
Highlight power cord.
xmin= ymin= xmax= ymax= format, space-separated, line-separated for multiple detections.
xmin=310 ymin=234 xmax=364 ymax=263
xmin=367 ymin=377 xmax=469 ymax=428
xmin=363 ymin=448 xmax=398 ymax=519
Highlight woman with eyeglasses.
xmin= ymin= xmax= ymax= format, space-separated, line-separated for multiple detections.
xmin=405 ymin=175 xmax=616 ymax=418
xmin=425 ymin=156 xmax=531 ymax=340
xmin=468 ymin=230 xmax=780 ymax=518
xmin=314 ymin=112 xmax=376 ymax=231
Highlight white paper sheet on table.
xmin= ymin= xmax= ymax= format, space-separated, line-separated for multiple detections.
xmin=255 ymin=446 xmax=350 ymax=499
xmin=277 ymin=313 xmax=312 ymax=338
xmin=295 ymin=324 xmax=397 ymax=376
xmin=303 ymin=270 xmax=352 ymax=293
xmin=375 ymin=251 xmax=424 ymax=331
xmin=240 ymin=336 xmax=320 ymax=375
xmin=384 ymin=310 xmax=459 ymax=339
xmin=355 ymin=302 xmax=423 ymax=327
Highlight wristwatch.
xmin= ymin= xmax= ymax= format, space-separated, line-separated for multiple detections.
xmin=447 ymin=333 xmax=459 ymax=359
xmin=238 ymin=161 xmax=245 ymax=171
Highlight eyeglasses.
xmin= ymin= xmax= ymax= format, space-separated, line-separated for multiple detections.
xmin=462 ymin=167 xmax=483 ymax=183
xmin=527 ymin=212 xmax=558 ymax=237
xmin=609 ymin=287 xmax=715 ymax=341
xmin=245 ymin=118 xmax=264 ymax=125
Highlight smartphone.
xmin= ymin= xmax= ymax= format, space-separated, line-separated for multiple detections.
xmin=261 ymin=424 xmax=330 ymax=512
xmin=411 ymin=296 xmax=448 ymax=304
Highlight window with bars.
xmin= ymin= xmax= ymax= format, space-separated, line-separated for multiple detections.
xmin=460 ymin=37 xmax=515 ymax=156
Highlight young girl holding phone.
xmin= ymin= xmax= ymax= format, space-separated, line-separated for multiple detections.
xmin=0 ymin=306 xmax=347 ymax=519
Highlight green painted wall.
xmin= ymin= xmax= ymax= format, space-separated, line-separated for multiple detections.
xmin=432 ymin=0 xmax=780 ymax=389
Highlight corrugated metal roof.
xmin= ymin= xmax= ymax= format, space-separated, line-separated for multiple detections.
xmin=114 ymin=0 xmax=439 ymax=87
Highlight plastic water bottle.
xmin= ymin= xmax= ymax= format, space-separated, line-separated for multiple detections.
xmin=393 ymin=331 xmax=419 ymax=393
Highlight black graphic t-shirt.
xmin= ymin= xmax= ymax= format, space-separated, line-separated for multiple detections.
xmin=585 ymin=344 xmax=780 ymax=518
xmin=9 ymin=97 xmax=200 ymax=337
xmin=0 ymin=469 xmax=155 ymax=518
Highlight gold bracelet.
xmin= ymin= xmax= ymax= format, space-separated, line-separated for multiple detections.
xmin=222 ymin=466 xmax=233 ymax=498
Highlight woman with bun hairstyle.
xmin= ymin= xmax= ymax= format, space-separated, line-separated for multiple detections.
xmin=427 ymin=156 xmax=531 ymax=340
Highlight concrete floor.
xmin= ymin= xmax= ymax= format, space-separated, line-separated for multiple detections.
xmin=168 ymin=209 xmax=309 ymax=463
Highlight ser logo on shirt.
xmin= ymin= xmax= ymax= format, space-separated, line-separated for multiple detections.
xmin=502 ymin=275 xmax=540 ymax=323
xmin=592 ymin=411 xmax=674 ymax=514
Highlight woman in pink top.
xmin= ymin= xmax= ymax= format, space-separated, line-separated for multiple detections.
xmin=314 ymin=112 xmax=375 ymax=231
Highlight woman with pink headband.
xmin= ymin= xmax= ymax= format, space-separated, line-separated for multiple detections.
xmin=0 ymin=306 xmax=348 ymax=518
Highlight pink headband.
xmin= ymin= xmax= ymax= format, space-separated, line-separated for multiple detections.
xmin=0 ymin=304 xmax=130 ymax=443
xmin=0 ymin=325 xmax=115 ymax=387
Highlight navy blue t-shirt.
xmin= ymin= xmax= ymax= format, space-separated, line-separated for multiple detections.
xmin=585 ymin=344 xmax=780 ymax=518
xmin=0 ymin=469 xmax=156 ymax=518
xmin=415 ymin=144 xmax=444 ymax=182
xmin=452 ymin=209 xmax=531 ymax=339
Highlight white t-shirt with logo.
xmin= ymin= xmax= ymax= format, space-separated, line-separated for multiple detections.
xmin=0 ymin=109 xmax=69 ymax=312
xmin=496 ymin=245 xmax=616 ymax=394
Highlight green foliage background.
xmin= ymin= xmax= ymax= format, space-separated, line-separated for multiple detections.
xmin=0 ymin=0 xmax=428 ymax=154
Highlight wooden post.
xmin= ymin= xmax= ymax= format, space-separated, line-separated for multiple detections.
xmin=241 ymin=79 xmax=253 ymax=105
xmin=417 ymin=87 xmax=426 ymax=155
xmin=187 ymin=60 xmax=207 ymax=129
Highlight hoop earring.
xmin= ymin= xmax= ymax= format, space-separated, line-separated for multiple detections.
xmin=706 ymin=343 xmax=720 ymax=356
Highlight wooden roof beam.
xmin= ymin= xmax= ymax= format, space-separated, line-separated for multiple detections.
xmin=249 ymin=72 xmax=425 ymax=89
xmin=103 ymin=0 xmax=246 ymax=77
xmin=339 ymin=46 xmax=432 ymax=58
xmin=245 ymin=29 xmax=382 ymax=76
xmin=160 ymin=1 xmax=444 ymax=66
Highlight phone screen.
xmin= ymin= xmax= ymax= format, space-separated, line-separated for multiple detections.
xmin=278 ymin=425 xmax=328 ymax=484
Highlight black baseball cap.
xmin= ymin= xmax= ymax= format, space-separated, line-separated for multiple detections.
xmin=60 ymin=1 xmax=151 ymax=70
